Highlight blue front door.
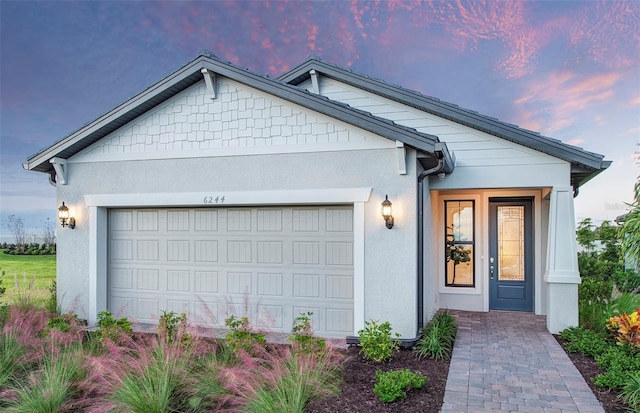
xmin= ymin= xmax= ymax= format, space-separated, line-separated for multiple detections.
xmin=489 ymin=198 xmax=534 ymax=312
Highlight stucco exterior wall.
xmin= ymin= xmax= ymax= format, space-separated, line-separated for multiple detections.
xmin=56 ymin=148 xmax=420 ymax=338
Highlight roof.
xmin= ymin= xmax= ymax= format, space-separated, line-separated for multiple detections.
xmin=278 ymin=57 xmax=611 ymax=189
xmin=24 ymin=51 xmax=452 ymax=174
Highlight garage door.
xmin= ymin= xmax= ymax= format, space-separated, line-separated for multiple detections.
xmin=108 ymin=206 xmax=354 ymax=338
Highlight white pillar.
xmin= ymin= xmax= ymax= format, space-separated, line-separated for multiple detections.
xmin=544 ymin=186 xmax=581 ymax=333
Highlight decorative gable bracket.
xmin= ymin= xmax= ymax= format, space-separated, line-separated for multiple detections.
xmin=201 ymin=68 xmax=217 ymax=100
xmin=396 ymin=141 xmax=407 ymax=175
xmin=50 ymin=157 xmax=68 ymax=185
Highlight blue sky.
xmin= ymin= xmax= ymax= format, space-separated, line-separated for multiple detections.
xmin=1 ymin=0 xmax=638 ymax=240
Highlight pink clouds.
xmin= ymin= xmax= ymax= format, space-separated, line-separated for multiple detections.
xmin=570 ymin=0 xmax=640 ymax=69
xmin=514 ymin=71 xmax=621 ymax=134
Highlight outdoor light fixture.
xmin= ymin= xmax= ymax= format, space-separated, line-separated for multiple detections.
xmin=58 ymin=202 xmax=76 ymax=229
xmin=381 ymin=195 xmax=394 ymax=229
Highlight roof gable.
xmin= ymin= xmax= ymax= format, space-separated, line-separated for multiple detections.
xmin=24 ymin=51 xmax=448 ymax=174
xmin=279 ymin=57 xmax=610 ymax=188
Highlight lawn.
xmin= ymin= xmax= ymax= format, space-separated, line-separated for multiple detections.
xmin=0 ymin=250 xmax=56 ymax=305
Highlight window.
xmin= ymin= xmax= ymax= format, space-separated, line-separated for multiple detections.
xmin=445 ymin=200 xmax=475 ymax=287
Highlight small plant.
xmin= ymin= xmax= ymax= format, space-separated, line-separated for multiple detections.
xmin=0 ymin=333 xmax=25 ymax=388
xmin=620 ymin=371 xmax=640 ymax=412
xmin=47 ymin=311 xmax=81 ymax=333
xmin=558 ymin=326 xmax=610 ymax=358
xmin=0 ymin=269 xmax=7 ymax=326
xmin=290 ymin=312 xmax=325 ymax=354
xmin=95 ymin=310 xmax=133 ymax=341
xmin=415 ymin=311 xmax=457 ymax=360
xmin=358 ymin=320 xmax=399 ymax=363
xmin=224 ymin=315 xmax=266 ymax=353
xmin=373 ymin=369 xmax=428 ymax=403
xmin=6 ymin=350 xmax=86 ymax=412
xmin=111 ymin=345 xmax=192 ymax=412
xmin=594 ymin=345 xmax=640 ymax=389
xmin=46 ymin=280 xmax=58 ymax=314
xmin=158 ymin=310 xmax=191 ymax=346
xmin=607 ymin=308 xmax=640 ymax=348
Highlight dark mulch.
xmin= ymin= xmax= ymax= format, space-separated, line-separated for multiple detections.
xmin=305 ymin=346 xmax=450 ymax=413
xmin=554 ymin=336 xmax=629 ymax=413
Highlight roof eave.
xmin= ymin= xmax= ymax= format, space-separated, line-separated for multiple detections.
xmin=279 ymin=59 xmax=610 ymax=174
xmin=26 ymin=54 xmax=442 ymax=174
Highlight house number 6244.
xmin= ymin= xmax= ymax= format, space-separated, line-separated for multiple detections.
xmin=203 ymin=196 xmax=225 ymax=204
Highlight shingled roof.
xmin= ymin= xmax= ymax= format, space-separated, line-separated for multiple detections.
xmin=278 ymin=56 xmax=611 ymax=189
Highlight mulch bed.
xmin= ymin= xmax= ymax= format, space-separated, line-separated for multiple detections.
xmin=306 ymin=346 xmax=450 ymax=413
xmin=554 ymin=336 xmax=629 ymax=413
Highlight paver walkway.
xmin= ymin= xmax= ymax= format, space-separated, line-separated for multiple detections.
xmin=440 ymin=310 xmax=605 ymax=413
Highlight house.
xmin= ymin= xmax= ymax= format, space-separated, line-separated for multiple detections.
xmin=24 ymin=51 xmax=610 ymax=340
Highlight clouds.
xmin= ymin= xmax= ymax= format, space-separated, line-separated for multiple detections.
xmin=570 ymin=0 xmax=640 ymax=69
xmin=514 ymin=71 xmax=621 ymax=134
xmin=0 ymin=0 xmax=638 ymax=235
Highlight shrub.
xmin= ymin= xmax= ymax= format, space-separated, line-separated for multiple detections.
xmin=607 ymin=308 xmax=640 ymax=348
xmin=111 ymin=347 xmax=190 ymax=412
xmin=594 ymin=345 xmax=640 ymax=389
xmin=5 ymin=350 xmax=86 ymax=413
xmin=224 ymin=315 xmax=266 ymax=354
xmin=579 ymin=278 xmax=614 ymax=332
xmin=45 ymin=280 xmax=58 ymax=314
xmin=620 ymin=371 xmax=640 ymax=412
xmin=223 ymin=345 xmax=342 ymax=413
xmin=95 ymin=310 xmax=133 ymax=342
xmin=373 ymin=369 xmax=428 ymax=403
xmin=612 ymin=269 xmax=640 ymax=294
xmin=157 ymin=310 xmax=191 ymax=346
xmin=358 ymin=320 xmax=399 ymax=363
xmin=415 ymin=311 xmax=457 ymax=360
xmin=290 ymin=312 xmax=325 ymax=354
xmin=558 ymin=326 xmax=610 ymax=358
xmin=0 ymin=333 xmax=25 ymax=388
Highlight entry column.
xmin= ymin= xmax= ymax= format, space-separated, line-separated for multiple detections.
xmin=544 ymin=186 xmax=581 ymax=333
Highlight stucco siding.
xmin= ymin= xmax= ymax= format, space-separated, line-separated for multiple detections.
xmin=56 ymin=148 xmax=419 ymax=338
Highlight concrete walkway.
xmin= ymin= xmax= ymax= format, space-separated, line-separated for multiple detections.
xmin=441 ymin=311 xmax=605 ymax=413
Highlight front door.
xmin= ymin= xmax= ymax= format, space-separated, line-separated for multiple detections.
xmin=489 ymin=198 xmax=533 ymax=311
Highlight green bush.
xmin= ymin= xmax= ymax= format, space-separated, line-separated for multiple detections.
xmin=415 ymin=311 xmax=457 ymax=360
xmin=620 ymin=371 xmax=640 ymax=412
xmin=578 ymin=279 xmax=613 ymax=332
xmin=593 ymin=345 xmax=640 ymax=389
xmin=47 ymin=311 xmax=81 ymax=333
xmin=95 ymin=310 xmax=133 ymax=341
xmin=289 ymin=312 xmax=325 ymax=354
xmin=373 ymin=369 xmax=428 ymax=403
xmin=558 ymin=326 xmax=609 ymax=358
xmin=358 ymin=320 xmax=399 ymax=363
xmin=224 ymin=315 xmax=266 ymax=353
xmin=157 ymin=310 xmax=191 ymax=346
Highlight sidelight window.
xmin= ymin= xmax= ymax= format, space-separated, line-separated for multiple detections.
xmin=445 ymin=200 xmax=475 ymax=287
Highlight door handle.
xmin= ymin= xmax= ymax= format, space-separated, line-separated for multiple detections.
xmin=490 ymin=257 xmax=495 ymax=279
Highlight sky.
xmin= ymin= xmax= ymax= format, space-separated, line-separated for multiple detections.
xmin=1 ymin=0 xmax=638 ymax=241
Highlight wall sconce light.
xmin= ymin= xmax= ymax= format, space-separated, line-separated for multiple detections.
xmin=58 ymin=202 xmax=76 ymax=229
xmin=381 ymin=195 xmax=394 ymax=229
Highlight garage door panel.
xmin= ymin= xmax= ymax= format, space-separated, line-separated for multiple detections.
xmin=108 ymin=206 xmax=354 ymax=338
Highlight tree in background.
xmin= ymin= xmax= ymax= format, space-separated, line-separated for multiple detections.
xmin=7 ymin=215 xmax=26 ymax=246
xmin=41 ymin=217 xmax=56 ymax=246
xmin=620 ymin=177 xmax=640 ymax=272
xmin=576 ymin=216 xmax=639 ymax=293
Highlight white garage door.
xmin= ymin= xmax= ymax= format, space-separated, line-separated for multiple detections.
xmin=108 ymin=206 xmax=354 ymax=338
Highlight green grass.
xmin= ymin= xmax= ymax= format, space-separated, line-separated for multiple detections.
xmin=0 ymin=250 xmax=56 ymax=305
